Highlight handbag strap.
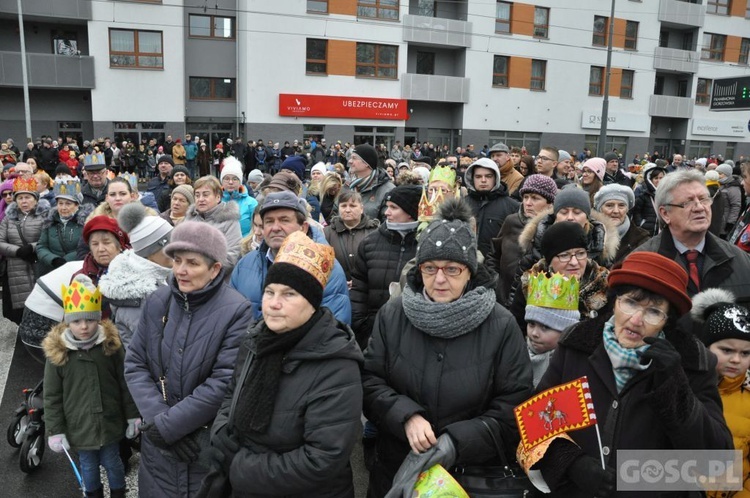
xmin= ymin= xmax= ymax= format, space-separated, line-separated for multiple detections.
xmin=480 ymin=418 xmax=511 ymax=468
xmin=15 ymin=220 xmax=29 ymax=246
xmin=156 ymin=297 xmax=172 ymax=402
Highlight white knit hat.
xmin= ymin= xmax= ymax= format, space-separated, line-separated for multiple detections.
xmin=311 ymin=162 xmax=327 ymax=177
xmin=118 ymin=203 xmax=173 ymax=258
xmin=220 ymin=156 xmax=244 ymax=182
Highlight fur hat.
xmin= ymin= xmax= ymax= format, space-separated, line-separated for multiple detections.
xmin=554 ymin=185 xmax=591 ymax=217
xmin=83 ymin=215 xmax=130 ymax=248
xmin=164 ymin=221 xmax=227 ymax=265
xmin=692 ymin=289 xmax=750 ymax=347
xmin=264 ymin=231 xmax=335 ymax=309
xmin=118 ymin=203 xmax=173 ymax=258
xmin=62 ymin=274 xmax=102 ymax=324
xmin=541 ymin=221 xmax=588 ymax=263
xmin=608 ymin=252 xmax=691 ymax=315
xmin=594 ymin=183 xmax=636 ymax=211
xmin=353 ymin=143 xmax=378 ymax=170
xmin=172 ymin=185 xmax=194 ymax=205
xmin=220 ymin=156 xmax=244 ymax=182
xmin=519 ymin=174 xmax=558 ymax=204
xmin=385 ymin=185 xmax=422 ymax=221
xmin=416 ymin=198 xmax=478 ymax=274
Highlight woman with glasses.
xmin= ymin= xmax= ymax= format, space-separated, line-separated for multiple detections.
xmin=519 ymin=251 xmax=732 ymax=497
xmin=579 ymin=157 xmax=606 ymax=206
xmin=362 ymin=198 xmax=532 ymax=498
xmin=0 ymin=179 xmax=15 ymax=223
xmin=511 ymin=221 xmax=610 ymax=333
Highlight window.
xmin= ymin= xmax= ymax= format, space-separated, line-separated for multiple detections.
xmin=707 ymin=0 xmax=730 ymax=14
xmin=677 ymin=79 xmax=688 ymax=97
xmin=353 ymin=126 xmax=396 ymax=149
xmin=682 ymin=32 xmax=694 ymax=51
xmin=109 ymin=29 xmax=163 ymax=69
xmin=726 ymin=142 xmax=737 ymax=161
xmin=747 ymin=0 xmax=750 ymax=17
xmin=740 ymin=38 xmax=750 ymax=65
xmin=114 ymin=122 xmax=166 ymax=147
xmin=593 ymin=16 xmax=608 ymax=46
xmin=696 ymin=78 xmax=712 ymax=105
xmin=530 ymin=59 xmax=546 ymax=90
xmin=188 ymin=15 xmax=234 ymax=39
xmin=493 ymin=55 xmax=509 ymax=87
xmin=534 ymin=7 xmax=549 ymax=38
xmin=625 ymin=21 xmax=638 ymax=50
xmin=589 ymin=66 xmax=604 ymax=95
xmin=620 ymin=70 xmax=634 ymax=98
xmin=488 ymin=130 xmax=541 ymax=155
xmin=307 ymin=0 xmax=328 ymax=13
xmin=701 ymin=33 xmax=726 ymax=61
xmin=584 ymin=135 xmax=628 ymax=160
xmin=659 ymin=31 xmax=669 ymax=48
xmin=416 ymin=51 xmax=435 ymax=75
xmin=496 ymin=1 xmax=512 ymax=34
xmin=189 ymin=77 xmax=236 ymax=100
xmin=688 ymin=140 xmax=713 ymax=159
xmin=306 ymin=39 xmax=327 ymax=74
xmin=356 ymin=43 xmax=398 ymax=79
xmin=357 ymin=0 xmax=399 ymax=20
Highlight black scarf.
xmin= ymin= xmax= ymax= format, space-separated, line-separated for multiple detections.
xmin=234 ymin=309 xmax=323 ymax=434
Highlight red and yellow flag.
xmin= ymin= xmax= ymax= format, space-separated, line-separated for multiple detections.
xmin=514 ymin=376 xmax=598 ymax=452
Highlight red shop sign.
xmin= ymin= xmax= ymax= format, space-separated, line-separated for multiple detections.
xmin=279 ymin=94 xmax=409 ymax=120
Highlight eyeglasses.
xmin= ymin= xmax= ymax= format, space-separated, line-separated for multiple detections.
xmin=428 ymin=187 xmax=452 ymax=196
xmin=537 ymin=155 xmax=554 ymax=162
xmin=617 ymin=296 xmax=668 ymax=326
xmin=2 ymin=192 xmax=14 ymax=198
xmin=87 ymin=170 xmax=105 ymax=176
xmin=419 ymin=263 xmax=467 ymax=277
xmin=554 ymin=250 xmax=588 ymax=263
xmin=664 ymin=197 xmax=712 ymax=209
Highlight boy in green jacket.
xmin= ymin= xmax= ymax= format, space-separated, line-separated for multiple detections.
xmin=43 ymin=274 xmax=140 ymax=498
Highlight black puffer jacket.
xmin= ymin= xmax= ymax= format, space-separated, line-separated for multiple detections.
xmin=213 ymin=309 xmax=364 ymax=498
xmin=362 ymin=265 xmax=533 ymax=497
xmin=350 ymin=223 xmax=418 ymax=348
xmin=632 ymin=167 xmax=666 ymax=236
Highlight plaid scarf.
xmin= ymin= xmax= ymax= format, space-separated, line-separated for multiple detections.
xmin=349 ymin=168 xmax=377 ymax=192
xmin=602 ymin=317 xmax=664 ymax=393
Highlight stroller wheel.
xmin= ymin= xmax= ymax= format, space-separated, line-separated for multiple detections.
xmin=19 ymin=431 xmax=45 ymax=473
xmin=7 ymin=413 xmax=27 ymax=448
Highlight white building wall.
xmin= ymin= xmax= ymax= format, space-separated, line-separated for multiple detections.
xmin=88 ymin=0 xmax=185 ymax=123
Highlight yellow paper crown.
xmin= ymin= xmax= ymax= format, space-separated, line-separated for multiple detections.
xmin=83 ymin=153 xmax=105 ymax=166
xmin=118 ymin=172 xmax=138 ymax=191
xmin=61 ymin=279 xmax=102 ymax=315
xmin=275 ymin=231 xmax=335 ymax=288
xmin=418 ymin=186 xmax=443 ymax=223
xmin=428 ymin=165 xmax=456 ymax=188
xmin=12 ymin=176 xmax=37 ymax=194
xmin=526 ymin=272 xmax=579 ymax=311
xmin=53 ymin=176 xmax=82 ymax=198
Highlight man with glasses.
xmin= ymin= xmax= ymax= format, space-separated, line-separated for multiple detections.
xmin=489 ymin=142 xmax=523 ymax=195
xmin=535 ymin=146 xmax=559 ymax=179
xmin=13 ymin=162 xmax=34 ymax=178
xmin=635 ymin=169 xmax=750 ymax=298
xmin=81 ymin=158 xmax=110 ymax=206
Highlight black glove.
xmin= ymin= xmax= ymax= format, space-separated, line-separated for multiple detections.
xmin=212 ymin=424 xmax=240 ymax=473
xmin=15 ymin=244 xmax=35 ymax=261
xmin=52 ymin=257 xmax=66 ymax=268
xmin=639 ymin=337 xmax=682 ymax=384
xmin=141 ymin=422 xmax=170 ymax=450
xmin=567 ymin=455 xmax=616 ymax=498
xmin=171 ymin=434 xmax=201 ymax=463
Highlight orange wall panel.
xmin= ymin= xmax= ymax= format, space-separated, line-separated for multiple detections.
xmin=730 ymin=0 xmax=746 ymax=17
xmin=509 ymin=57 xmax=532 ymax=89
xmin=725 ymin=35 xmax=743 ymax=63
xmin=608 ymin=68 xmax=622 ymax=97
xmin=512 ymin=3 xmax=535 ymax=37
xmin=329 ymin=0 xmax=356 ymax=16
xmin=612 ymin=18 xmax=627 ymax=49
xmin=328 ymin=40 xmax=356 ymax=76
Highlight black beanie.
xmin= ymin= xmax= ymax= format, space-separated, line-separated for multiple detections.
xmin=265 ymin=262 xmax=324 ymax=309
xmin=692 ymin=289 xmax=750 ymax=347
xmin=385 ymin=185 xmax=422 ymax=221
xmin=354 ymin=143 xmax=379 ymax=170
xmin=541 ymin=221 xmax=588 ymax=263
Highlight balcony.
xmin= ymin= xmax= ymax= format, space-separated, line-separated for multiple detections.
xmin=0 ymin=52 xmax=95 ymax=89
xmin=658 ymin=0 xmax=705 ymax=28
xmin=402 ymin=15 xmax=471 ymax=49
xmin=0 ymin=0 xmax=91 ymax=22
xmin=649 ymin=95 xmax=694 ymax=119
xmin=653 ymin=47 xmax=699 ymax=74
xmin=401 ymin=73 xmax=469 ymax=103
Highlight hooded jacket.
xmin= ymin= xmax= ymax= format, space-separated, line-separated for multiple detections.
xmin=719 ymin=175 xmax=743 ymax=232
xmin=185 ymin=201 xmax=242 ymax=274
xmin=633 ymin=167 xmax=667 ymax=236
xmin=229 ymin=226 xmax=352 ymax=326
xmin=36 ymin=203 xmax=93 ymax=277
xmin=43 ymin=320 xmax=139 ymax=451
xmin=222 ymin=187 xmax=258 ymax=237
xmin=463 ymin=159 xmax=520 ymax=257
xmin=323 ymin=215 xmax=380 ymax=281
xmin=213 ymin=309 xmax=364 ymax=498
xmin=98 ymin=249 xmax=172 ymax=349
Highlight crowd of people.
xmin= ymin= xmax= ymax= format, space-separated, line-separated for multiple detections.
xmin=0 ymin=131 xmax=749 ymax=498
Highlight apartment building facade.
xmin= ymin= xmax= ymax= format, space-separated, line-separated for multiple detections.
xmin=0 ymin=0 xmax=748 ymax=159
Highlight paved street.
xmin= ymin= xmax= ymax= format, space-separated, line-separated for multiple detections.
xmin=0 ymin=313 xmax=369 ymax=497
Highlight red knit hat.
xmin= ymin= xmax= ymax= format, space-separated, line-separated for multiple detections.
xmin=608 ymin=252 xmax=691 ymax=315
xmin=83 ymin=215 xmax=131 ymax=248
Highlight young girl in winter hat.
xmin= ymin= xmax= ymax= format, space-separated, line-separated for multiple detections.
xmin=693 ymin=288 xmax=750 ymax=497
xmin=42 ymin=274 xmax=140 ymax=498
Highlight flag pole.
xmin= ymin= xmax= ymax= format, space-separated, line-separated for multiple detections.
xmin=594 ymin=424 xmax=606 ymax=469
xmin=62 ymin=445 xmax=86 ymax=494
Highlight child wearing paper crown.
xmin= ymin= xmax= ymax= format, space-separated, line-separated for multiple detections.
xmin=525 ymin=272 xmax=581 ymax=387
xmin=42 ymin=274 xmax=140 ymax=498
xmin=693 ymin=288 xmax=750 ymax=498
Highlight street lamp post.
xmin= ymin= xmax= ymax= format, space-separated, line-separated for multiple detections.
xmin=598 ymin=0 xmax=616 ymax=157
xmin=17 ymin=0 xmax=32 ymax=140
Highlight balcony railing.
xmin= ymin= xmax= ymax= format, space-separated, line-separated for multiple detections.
xmin=0 ymin=0 xmax=91 ymax=21
xmin=649 ymin=95 xmax=694 ymax=119
xmin=0 ymin=52 xmax=95 ymax=89
xmin=402 ymin=15 xmax=471 ymax=48
xmin=401 ymin=73 xmax=469 ymax=103
xmin=658 ymin=0 xmax=705 ymax=27
xmin=653 ymin=47 xmax=699 ymax=73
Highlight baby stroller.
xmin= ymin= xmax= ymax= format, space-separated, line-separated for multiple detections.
xmin=6 ymin=261 xmax=83 ymax=473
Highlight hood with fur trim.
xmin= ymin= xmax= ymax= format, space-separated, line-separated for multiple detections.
xmin=185 ymin=197 xmax=240 ymax=223
xmin=518 ymin=209 xmax=620 ymax=265
xmin=86 ymin=201 xmax=158 ymax=222
xmin=3 ymin=198 xmax=50 ymax=222
xmin=42 ymin=320 xmax=121 ymax=367
xmin=98 ymin=249 xmax=171 ymax=301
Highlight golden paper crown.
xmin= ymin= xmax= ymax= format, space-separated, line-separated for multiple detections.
xmin=118 ymin=172 xmax=138 ymax=191
xmin=275 ymin=231 xmax=335 ymax=288
xmin=53 ymin=176 xmax=82 ymax=198
xmin=428 ymin=165 xmax=456 ymax=187
xmin=12 ymin=177 xmax=37 ymax=194
xmin=526 ymin=272 xmax=579 ymax=310
xmin=418 ymin=186 xmax=443 ymax=223
xmin=61 ymin=279 xmax=102 ymax=315
xmin=83 ymin=153 xmax=105 ymax=166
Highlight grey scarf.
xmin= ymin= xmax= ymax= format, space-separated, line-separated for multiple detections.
xmin=401 ymin=282 xmax=496 ymax=338
xmin=617 ymin=216 xmax=631 ymax=238
xmin=63 ymin=326 xmax=104 ymax=351
xmin=386 ymin=220 xmax=419 ymax=237
xmin=528 ymin=339 xmax=554 ymax=388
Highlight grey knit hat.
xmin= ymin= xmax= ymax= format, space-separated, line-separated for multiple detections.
xmin=164 ymin=221 xmax=227 ymax=266
xmin=593 ymin=183 xmax=635 ymax=211
xmin=553 ymin=185 xmax=591 ymax=217
xmin=416 ymin=198 xmax=478 ymax=274
xmin=525 ymin=306 xmax=580 ymax=332
xmin=172 ymin=184 xmax=195 ymax=205
xmin=118 ymin=203 xmax=173 ymax=258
